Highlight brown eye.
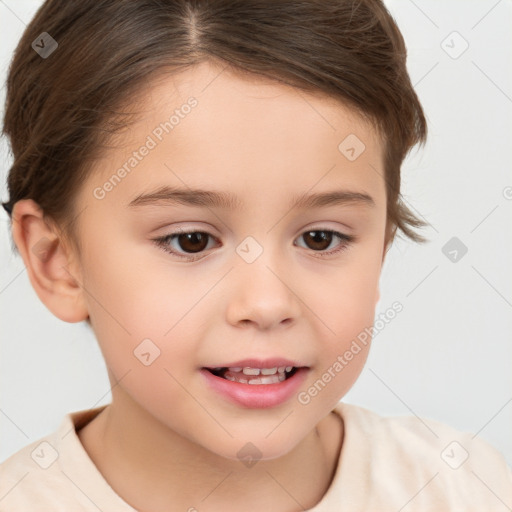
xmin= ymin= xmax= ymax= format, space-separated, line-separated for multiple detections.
xmin=154 ymin=227 xmax=354 ymax=261
xmin=154 ymin=230 xmax=217 ymax=259
xmin=295 ymin=229 xmax=353 ymax=257
xmin=175 ymin=232 xmax=210 ymax=253
xmin=302 ymin=230 xmax=334 ymax=251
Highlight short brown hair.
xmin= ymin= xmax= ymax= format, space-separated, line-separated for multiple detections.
xmin=2 ymin=0 xmax=428 ymax=255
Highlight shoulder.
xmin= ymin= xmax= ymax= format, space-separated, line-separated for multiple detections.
xmin=0 ymin=405 xmax=130 ymax=512
xmin=332 ymin=402 xmax=512 ymax=511
xmin=0 ymin=426 xmax=77 ymax=511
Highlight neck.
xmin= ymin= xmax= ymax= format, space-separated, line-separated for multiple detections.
xmin=77 ymin=396 xmax=343 ymax=512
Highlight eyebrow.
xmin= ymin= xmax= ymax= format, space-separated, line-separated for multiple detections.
xmin=127 ymin=185 xmax=375 ymax=210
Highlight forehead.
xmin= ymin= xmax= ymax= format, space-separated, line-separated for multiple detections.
xmin=144 ymin=61 xmax=380 ymax=148
xmin=83 ymin=61 xmax=385 ymax=212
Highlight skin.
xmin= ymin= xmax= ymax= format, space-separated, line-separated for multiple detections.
xmin=12 ymin=60 xmax=389 ymax=511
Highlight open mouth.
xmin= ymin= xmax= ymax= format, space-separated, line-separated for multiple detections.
xmin=204 ymin=366 xmax=300 ymax=385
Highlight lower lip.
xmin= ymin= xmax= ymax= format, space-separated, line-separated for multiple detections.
xmin=200 ymin=368 xmax=309 ymax=409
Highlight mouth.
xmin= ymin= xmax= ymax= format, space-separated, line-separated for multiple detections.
xmin=200 ymin=363 xmax=310 ymax=408
xmin=203 ymin=366 xmax=300 ymax=385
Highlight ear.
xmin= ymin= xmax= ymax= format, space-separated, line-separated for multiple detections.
xmin=11 ymin=199 xmax=89 ymax=323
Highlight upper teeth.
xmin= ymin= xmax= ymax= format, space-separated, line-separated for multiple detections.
xmin=233 ymin=366 xmax=293 ymax=376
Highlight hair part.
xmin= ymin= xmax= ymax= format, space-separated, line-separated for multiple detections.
xmin=2 ymin=0 xmax=429 ymax=262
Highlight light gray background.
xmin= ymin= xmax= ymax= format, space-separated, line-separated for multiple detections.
xmin=1 ymin=0 xmax=511 ymax=468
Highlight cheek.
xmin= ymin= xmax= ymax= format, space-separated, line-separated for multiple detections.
xmin=80 ymin=235 xmax=208 ymax=374
xmin=317 ymin=242 xmax=382 ymax=337
xmin=80 ymin=232 xmax=179 ymax=330
xmin=308 ymin=241 xmax=382 ymax=399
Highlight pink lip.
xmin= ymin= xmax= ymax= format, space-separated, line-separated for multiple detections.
xmin=200 ymin=367 xmax=309 ymax=409
xmin=204 ymin=358 xmax=304 ymax=369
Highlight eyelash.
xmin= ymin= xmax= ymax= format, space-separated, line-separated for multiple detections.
xmin=152 ymin=228 xmax=355 ymax=261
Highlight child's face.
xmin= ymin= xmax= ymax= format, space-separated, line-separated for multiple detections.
xmin=71 ymin=61 xmax=387 ymax=460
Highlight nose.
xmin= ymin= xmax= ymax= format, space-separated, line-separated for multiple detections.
xmin=224 ymin=243 xmax=302 ymax=331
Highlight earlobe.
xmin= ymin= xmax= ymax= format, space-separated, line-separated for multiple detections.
xmin=11 ymin=199 xmax=89 ymax=323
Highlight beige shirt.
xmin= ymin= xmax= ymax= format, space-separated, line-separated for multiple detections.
xmin=1 ymin=402 xmax=511 ymax=511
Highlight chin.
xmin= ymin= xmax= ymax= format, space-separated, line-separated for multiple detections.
xmin=205 ymin=433 xmax=301 ymax=465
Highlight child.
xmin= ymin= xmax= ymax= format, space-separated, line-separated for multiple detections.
xmin=1 ymin=0 xmax=510 ymax=510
